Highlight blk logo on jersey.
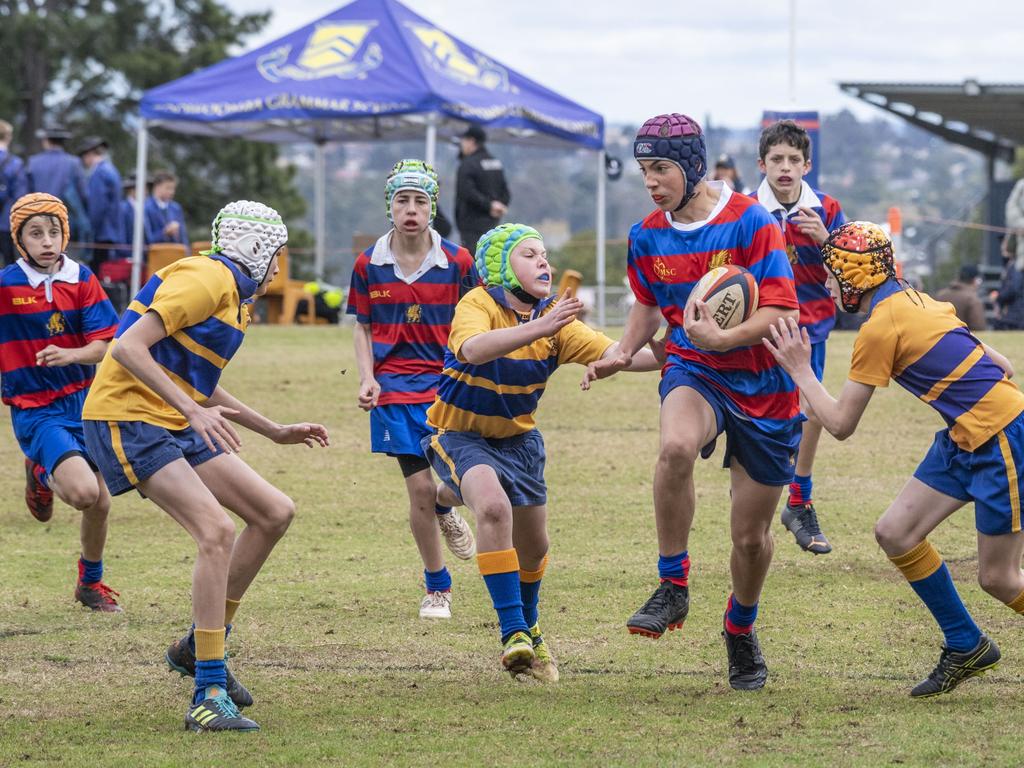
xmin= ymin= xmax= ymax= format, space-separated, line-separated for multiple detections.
xmin=12 ymin=296 xmax=38 ymax=306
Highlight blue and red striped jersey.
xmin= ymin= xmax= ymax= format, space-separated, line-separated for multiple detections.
xmin=751 ymin=179 xmax=846 ymax=344
xmin=347 ymin=234 xmax=476 ymax=406
xmin=627 ymin=183 xmax=800 ymax=429
xmin=0 ymin=257 xmax=118 ymax=409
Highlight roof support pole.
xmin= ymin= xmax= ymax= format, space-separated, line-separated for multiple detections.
xmin=596 ymin=150 xmax=607 ymax=328
xmin=314 ymin=139 xmax=327 ymax=280
xmin=130 ymin=120 xmax=149 ymax=297
xmin=425 ymin=113 xmax=438 ymax=167
xmin=985 ymin=151 xmax=1000 ymax=267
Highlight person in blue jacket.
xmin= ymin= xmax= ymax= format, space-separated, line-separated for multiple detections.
xmin=26 ymin=125 xmax=90 ymax=246
xmin=0 ymin=119 xmax=29 ymax=265
xmin=143 ymin=170 xmax=188 ymax=251
xmin=77 ymin=136 xmax=125 ymax=270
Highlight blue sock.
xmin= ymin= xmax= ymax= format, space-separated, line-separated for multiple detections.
xmin=482 ymin=571 xmax=528 ymax=642
xmin=435 ymin=504 xmax=452 ymax=516
xmin=425 ymin=567 xmax=452 ymax=593
xmin=520 ymin=580 xmax=542 ymax=628
xmin=79 ymin=557 xmax=103 ymax=584
xmin=658 ymin=551 xmax=689 ymax=586
xmin=194 ymin=659 xmax=228 ymax=702
xmin=789 ymin=473 xmax=813 ymax=505
xmin=724 ymin=593 xmax=758 ymax=635
xmin=908 ymin=564 xmax=981 ymax=652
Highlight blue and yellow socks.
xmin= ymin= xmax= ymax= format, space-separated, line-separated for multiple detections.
xmin=193 ymin=627 xmax=227 ymax=703
xmin=890 ymin=540 xmax=981 ymax=652
xmin=724 ymin=593 xmax=758 ymax=635
xmin=425 ymin=567 xmax=452 ymax=593
xmin=78 ymin=556 xmax=103 ymax=585
xmin=478 ymin=548 xmax=528 ymax=641
xmin=658 ymin=551 xmax=689 ymax=588
xmin=520 ymin=554 xmax=548 ymax=628
xmin=789 ymin=474 xmax=813 ymax=506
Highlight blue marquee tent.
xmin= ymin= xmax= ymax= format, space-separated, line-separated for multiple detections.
xmin=131 ymin=0 xmax=611 ymax=320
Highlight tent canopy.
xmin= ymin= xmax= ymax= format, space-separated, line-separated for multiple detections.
xmin=139 ymin=0 xmax=603 ymax=149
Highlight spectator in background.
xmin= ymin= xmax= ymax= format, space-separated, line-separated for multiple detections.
xmin=0 ymin=119 xmax=28 ymax=265
xmin=26 ymin=125 xmax=90 ymax=246
xmin=1004 ymin=176 xmax=1024 ymax=266
xmin=143 ymin=170 xmax=189 ymax=251
xmin=119 ymin=175 xmax=142 ymax=259
xmin=936 ymin=264 xmax=986 ymax=331
xmin=77 ymin=136 xmax=124 ymax=271
xmin=712 ymin=153 xmax=745 ymax=193
xmin=454 ymin=125 xmax=510 ymax=253
xmin=992 ymin=250 xmax=1024 ymax=330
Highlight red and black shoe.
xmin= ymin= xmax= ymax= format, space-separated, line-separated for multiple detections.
xmin=24 ymin=458 xmax=53 ymax=522
xmin=75 ymin=581 xmax=123 ymax=612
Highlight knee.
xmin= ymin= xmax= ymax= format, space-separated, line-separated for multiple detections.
xmin=474 ymin=497 xmax=511 ymax=530
xmin=196 ymin=514 xmax=236 ymax=557
xmin=259 ymin=496 xmax=296 ymax=539
xmin=64 ymin=480 xmax=101 ymax=512
xmin=977 ymin=565 xmax=1017 ymax=602
xmin=658 ymin=439 xmax=700 ymax=471
xmin=732 ymin=527 xmax=771 ymax=559
xmin=873 ymin=518 xmax=908 ymax=556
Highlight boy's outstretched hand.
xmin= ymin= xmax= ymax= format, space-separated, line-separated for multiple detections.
xmin=762 ymin=316 xmax=812 ymax=376
xmin=536 ymin=297 xmax=583 ymax=337
xmin=273 ymin=422 xmax=330 ymax=448
xmin=580 ymin=348 xmax=631 ymax=391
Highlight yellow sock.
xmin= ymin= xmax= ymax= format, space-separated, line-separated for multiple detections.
xmin=1007 ymin=588 xmax=1024 ymax=614
xmin=520 ymin=554 xmax=549 ymax=583
xmin=477 ymin=548 xmax=520 ymax=576
xmin=193 ymin=627 xmax=226 ymax=662
xmin=889 ymin=540 xmax=942 ymax=582
xmin=225 ymin=599 xmax=241 ymax=626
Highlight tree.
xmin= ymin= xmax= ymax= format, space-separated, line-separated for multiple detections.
xmin=0 ymin=0 xmax=306 ymax=243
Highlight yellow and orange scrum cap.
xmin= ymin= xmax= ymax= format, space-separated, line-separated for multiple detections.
xmin=10 ymin=193 xmax=70 ymax=259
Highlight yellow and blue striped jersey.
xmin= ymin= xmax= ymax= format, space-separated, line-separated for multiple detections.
xmin=426 ymin=286 xmax=614 ymax=438
xmin=83 ymin=255 xmax=256 ymax=430
xmin=849 ymin=280 xmax=1024 ymax=451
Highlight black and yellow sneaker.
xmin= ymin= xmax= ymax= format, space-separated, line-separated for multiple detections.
xmin=723 ymin=626 xmax=768 ymax=691
xmin=528 ymin=623 xmax=559 ymax=683
xmin=166 ymin=633 xmax=254 ymax=708
xmin=501 ymin=631 xmax=535 ymax=677
xmin=626 ymin=581 xmax=689 ymax=638
xmin=184 ymin=686 xmax=260 ymax=733
xmin=781 ymin=502 xmax=832 ymax=554
xmin=910 ymin=634 xmax=1000 ymax=698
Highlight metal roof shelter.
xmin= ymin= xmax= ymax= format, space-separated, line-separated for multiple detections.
xmin=840 ymin=81 xmax=1024 ymax=263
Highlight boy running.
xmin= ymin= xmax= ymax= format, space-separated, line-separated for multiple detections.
xmin=2 ymin=193 xmax=121 ymax=611
xmin=348 ymin=159 xmax=477 ymax=620
xmin=752 ymin=120 xmax=847 ymax=554
xmin=423 ymin=223 xmax=658 ymax=681
xmin=765 ymin=221 xmax=1023 ymax=697
xmin=82 ymin=201 xmax=329 ymax=732
xmin=588 ymin=113 xmax=800 ymax=690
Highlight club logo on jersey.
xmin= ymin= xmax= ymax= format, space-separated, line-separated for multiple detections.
xmin=653 ymin=257 xmax=677 ymax=279
xmin=709 ymin=250 xmax=732 ymax=269
xmin=786 ymin=244 xmax=798 ymax=265
xmin=12 ymin=296 xmax=37 ymax=306
xmin=257 ymin=22 xmax=383 ymax=82
xmin=406 ymin=23 xmax=511 ymax=92
xmin=46 ymin=312 xmax=65 ymax=336
xmin=405 ymin=304 xmax=422 ymax=323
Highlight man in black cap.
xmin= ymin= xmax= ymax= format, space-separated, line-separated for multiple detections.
xmin=26 ymin=125 xmax=91 ymax=246
xmin=77 ymin=136 xmax=125 ymax=270
xmin=711 ymin=153 xmax=745 ymax=193
xmin=454 ymin=124 xmax=510 ymax=253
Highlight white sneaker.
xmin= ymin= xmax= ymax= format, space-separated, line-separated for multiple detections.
xmin=437 ymin=509 xmax=476 ymax=560
xmin=419 ymin=590 xmax=452 ymax=619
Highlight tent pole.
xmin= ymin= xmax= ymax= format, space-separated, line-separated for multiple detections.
xmin=596 ymin=150 xmax=607 ymax=328
xmin=425 ymin=113 xmax=438 ymax=166
xmin=314 ymin=139 xmax=327 ymax=280
xmin=130 ymin=120 xmax=149 ymax=297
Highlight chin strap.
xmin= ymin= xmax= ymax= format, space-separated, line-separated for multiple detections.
xmin=510 ymin=286 xmax=540 ymax=305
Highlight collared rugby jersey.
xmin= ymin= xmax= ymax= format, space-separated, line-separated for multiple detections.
xmin=426 ymin=286 xmax=614 ymax=438
xmin=751 ymin=179 xmax=846 ymax=343
xmin=347 ymin=233 xmax=476 ymax=406
xmin=849 ymin=280 xmax=1024 ymax=451
xmin=627 ymin=182 xmax=800 ymax=429
xmin=0 ymin=256 xmax=118 ymax=409
xmin=83 ymin=255 xmax=256 ymax=430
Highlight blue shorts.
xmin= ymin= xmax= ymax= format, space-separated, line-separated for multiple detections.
xmin=83 ymin=420 xmax=222 ymax=496
xmin=11 ymin=389 xmax=96 ymax=479
xmin=810 ymin=340 xmax=826 ymax=382
xmin=659 ymin=366 xmax=799 ymax=487
xmin=370 ymin=402 xmax=431 ymax=458
xmin=422 ymin=429 xmax=547 ymax=507
xmin=913 ymin=412 xmax=1024 ymax=535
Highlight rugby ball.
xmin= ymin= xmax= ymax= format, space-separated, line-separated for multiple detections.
xmin=690 ymin=265 xmax=758 ymax=329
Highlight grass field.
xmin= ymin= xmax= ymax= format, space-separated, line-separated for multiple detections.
xmin=2 ymin=326 xmax=1023 ymax=767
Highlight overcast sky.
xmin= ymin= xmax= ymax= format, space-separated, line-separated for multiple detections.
xmin=223 ymin=0 xmax=1024 ymax=128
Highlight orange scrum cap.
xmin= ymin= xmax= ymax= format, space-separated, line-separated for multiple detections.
xmin=9 ymin=193 xmax=70 ymax=259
